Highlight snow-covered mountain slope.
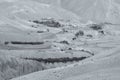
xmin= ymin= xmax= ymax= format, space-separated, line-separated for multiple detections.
xmin=61 ymin=0 xmax=120 ymax=24
xmin=31 ymin=0 xmax=61 ymax=7
xmin=35 ymin=0 xmax=120 ymax=23
xmin=1 ymin=0 xmax=120 ymax=80
xmin=3 ymin=0 xmax=120 ymax=24
xmin=11 ymin=46 xmax=120 ymax=80
xmin=0 ymin=0 xmax=80 ymax=22
xmin=0 ymin=1 xmax=83 ymax=80
xmin=62 ymin=0 xmax=120 ymax=23
xmin=0 ymin=0 xmax=80 ymax=48
xmin=0 ymin=0 xmax=80 ymax=40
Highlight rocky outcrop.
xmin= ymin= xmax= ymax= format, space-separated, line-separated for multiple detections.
xmin=32 ymin=18 xmax=62 ymax=28
xmin=24 ymin=57 xmax=88 ymax=63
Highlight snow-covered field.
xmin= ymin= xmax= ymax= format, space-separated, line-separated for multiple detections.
xmin=0 ymin=0 xmax=120 ymax=80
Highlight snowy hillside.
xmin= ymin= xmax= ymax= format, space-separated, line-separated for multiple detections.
xmin=34 ymin=0 xmax=120 ymax=23
xmin=61 ymin=0 xmax=120 ymax=24
xmin=11 ymin=47 xmax=120 ymax=80
xmin=0 ymin=0 xmax=120 ymax=80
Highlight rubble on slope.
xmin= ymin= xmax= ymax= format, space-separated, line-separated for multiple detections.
xmin=31 ymin=18 xmax=63 ymax=28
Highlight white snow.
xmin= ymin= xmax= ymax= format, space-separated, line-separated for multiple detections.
xmin=0 ymin=0 xmax=120 ymax=80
